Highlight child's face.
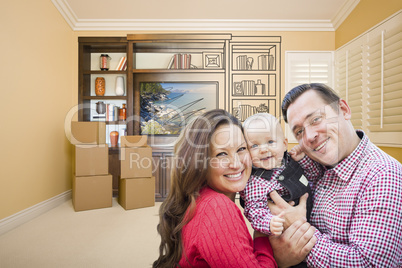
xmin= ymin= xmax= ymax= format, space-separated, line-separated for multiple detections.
xmin=245 ymin=118 xmax=288 ymax=170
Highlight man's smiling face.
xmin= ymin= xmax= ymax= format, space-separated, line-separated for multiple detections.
xmin=286 ymin=90 xmax=352 ymax=167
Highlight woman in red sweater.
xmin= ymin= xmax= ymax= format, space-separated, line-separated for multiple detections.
xmin=153 ymin=109 xmax=277 ymax=268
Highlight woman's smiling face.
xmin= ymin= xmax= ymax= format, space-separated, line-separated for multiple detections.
xmin=206 ymin=124 xmax=252 ymax=199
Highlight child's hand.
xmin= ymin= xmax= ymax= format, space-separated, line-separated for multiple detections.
xmin=270 ymin=212 xmax=285 ymax=236
xmin=289 ymin=145 xmax=305 ymax=161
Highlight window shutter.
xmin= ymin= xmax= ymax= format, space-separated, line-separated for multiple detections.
xmin=335 ymin=37 xmax=364 ymax=130
xmin=287 ymin=52 xmax=333 ymax=88
xmin=366 ymin=11 xmax=402 ymax=145
xmin=335 ymin=48 xmax=347 ymax=100
xmin=285 ymin=52 xmax=333 ymax=142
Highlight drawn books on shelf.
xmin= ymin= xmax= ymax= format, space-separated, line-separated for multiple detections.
xmin=232 ymin=99 xmax=276 ymax=121
xmin=233 ymin=79 xmax=267 ymax=96
xmin=235 ymin=54 xmax=275 ymax=71
xmin=167 ymin=54 xmax=192 ymax=69
xmin=258 ymin=54 xmax=275 ymax=70
xmin=236 ymin=55 xmax=253 ymax=70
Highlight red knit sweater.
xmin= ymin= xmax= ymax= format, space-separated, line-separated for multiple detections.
xmin=178 ymin=186 xmax=277 ymax=267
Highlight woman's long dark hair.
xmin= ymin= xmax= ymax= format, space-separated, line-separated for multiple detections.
xmin=153 ymin=109 xmax=242 ymax=268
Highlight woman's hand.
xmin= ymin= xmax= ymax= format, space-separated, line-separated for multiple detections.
xmin=267 ymin=191 xmax=308 ymax=230
xmin=269 ymin=219 xmax=317 ymax=267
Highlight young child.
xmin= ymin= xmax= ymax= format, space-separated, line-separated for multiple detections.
xmin=240 ymin=113 xmax=313 ymax=236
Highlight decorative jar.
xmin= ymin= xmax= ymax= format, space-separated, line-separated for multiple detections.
xmin=96 ymin=101 xmax=106 ymax=114
xmin=95 ymin=77 xmax=105 ymax=96
xmin=119 ymin=104 xmax=127 ymax=121
xmin=110 ymin=131 xmax=119 ymax=147
xmin=100 ymin=54 xmax=111 ymax=71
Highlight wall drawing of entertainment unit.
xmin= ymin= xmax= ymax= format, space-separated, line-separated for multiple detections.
xmin=229 ymin=36 xmax=281 ymax=121
xmin=78 ymin=34 xmax=281 ymax=198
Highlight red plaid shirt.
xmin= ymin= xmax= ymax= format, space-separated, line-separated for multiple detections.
xmin=300 ymin=131 xmax=402 ymax=267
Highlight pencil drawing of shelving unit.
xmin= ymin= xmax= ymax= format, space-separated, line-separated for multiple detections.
xmin=229 ymin=36 xmax=281 ymax=122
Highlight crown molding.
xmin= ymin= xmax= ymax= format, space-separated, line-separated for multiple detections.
xmin=332 ymin=0 xmax=360 ymax=30
xmin=51 ymin=0 xmax=78 ymax=29
xmin=52 ymin=0 xmax=339 ymax=32
xmin=71 ymin=19 xmax=335 ymax=32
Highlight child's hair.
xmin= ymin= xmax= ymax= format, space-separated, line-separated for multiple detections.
xmin=243 ymin=113 xmax=284 ymax=139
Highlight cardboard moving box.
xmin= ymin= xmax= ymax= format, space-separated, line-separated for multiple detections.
xmin=120 ymin=135 xmax=148 ymax=147
xmin=75 ymin=145 xmax=108 ymax=176
xmin=119 ymin=177 xmax=155 ymax=210
xmin=120 ymin=146 xmax=153 ymax=178
xmin=73 ymin=174 xmax=112 ymax=212
xmin=71 ymin=121 xmax=106 ymax=145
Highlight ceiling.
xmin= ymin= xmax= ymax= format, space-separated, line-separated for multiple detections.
xmin=52 ymin=0 xmax=360 ymax=31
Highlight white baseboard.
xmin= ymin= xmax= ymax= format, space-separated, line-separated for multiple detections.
xmin=0 ymin=190 xmax=72 ymax=236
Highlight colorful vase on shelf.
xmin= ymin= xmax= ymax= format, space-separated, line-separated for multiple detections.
xmin=110 ymin=131 xmax=119 ymax=147
xmin=95 ymin=77 xmax=105 ymax=96
xmin=115 ymin=76 xmax=125 ymax=96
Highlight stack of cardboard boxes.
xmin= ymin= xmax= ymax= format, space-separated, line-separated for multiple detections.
xmin=71 ymin=122 xmax=113 ymax=212
xmin=118 ymin=135 xmax=155 ymax=210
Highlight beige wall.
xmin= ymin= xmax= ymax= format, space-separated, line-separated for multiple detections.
xmin=335 ymin=0 xmax=402 ymax=163
xmin=336 ymin=0 xmax=402 ymax=48
xmin=0 ymin=0 xmax=74 ymax=220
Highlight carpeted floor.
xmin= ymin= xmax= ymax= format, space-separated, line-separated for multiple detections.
xmin=0 ymin=199 xmax=162 ymax=268
xmin=0 ymin=197 xmax=251 ymax=268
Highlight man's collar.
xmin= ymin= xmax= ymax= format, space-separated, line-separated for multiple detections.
xmin=330 ymin=130 xmax=367 ymax=181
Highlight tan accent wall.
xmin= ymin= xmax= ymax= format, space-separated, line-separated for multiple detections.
xmin=380 ymin=147 xmax=402 ymax=164
xmin=335 ymin=0 xmax=402 ymax=49
xmin=0 ymin=0 xmax=74 ymax=219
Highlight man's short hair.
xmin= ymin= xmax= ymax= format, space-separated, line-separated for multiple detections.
xmin=282 ymin=83 xmax=340 ymax=123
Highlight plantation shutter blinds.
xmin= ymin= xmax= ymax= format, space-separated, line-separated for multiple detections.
xmin=335 ymin=37 xmax=364 ymax=130
xmin=335 ymin=11 xmax=402 ymax=147
xmin=287 ymin=52 xmax=333 ymax=88
xmin=285 ymin=52 xmax=333 ymax=143
xmin=366 ymin=11 xmax=402 ymax=146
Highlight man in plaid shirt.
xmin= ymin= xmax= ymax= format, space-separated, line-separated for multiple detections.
xmin=268 ymin=83 xmax=402 ymax=267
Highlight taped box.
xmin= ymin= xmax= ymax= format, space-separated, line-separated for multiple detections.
xmin=72 ymin=174 xmax=112 ymax=212
xmin=120 ymin=135 xmax=148 ymax=147
xmin=70 ymin=121 xmax=106 ymax=145
xmin=120 ymin=146 xmax=153 ymax=178
xmin=74 ymin=145 xmax=108 ymax=176
xmin=118 ymin=177 xmax=155 ymax=210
